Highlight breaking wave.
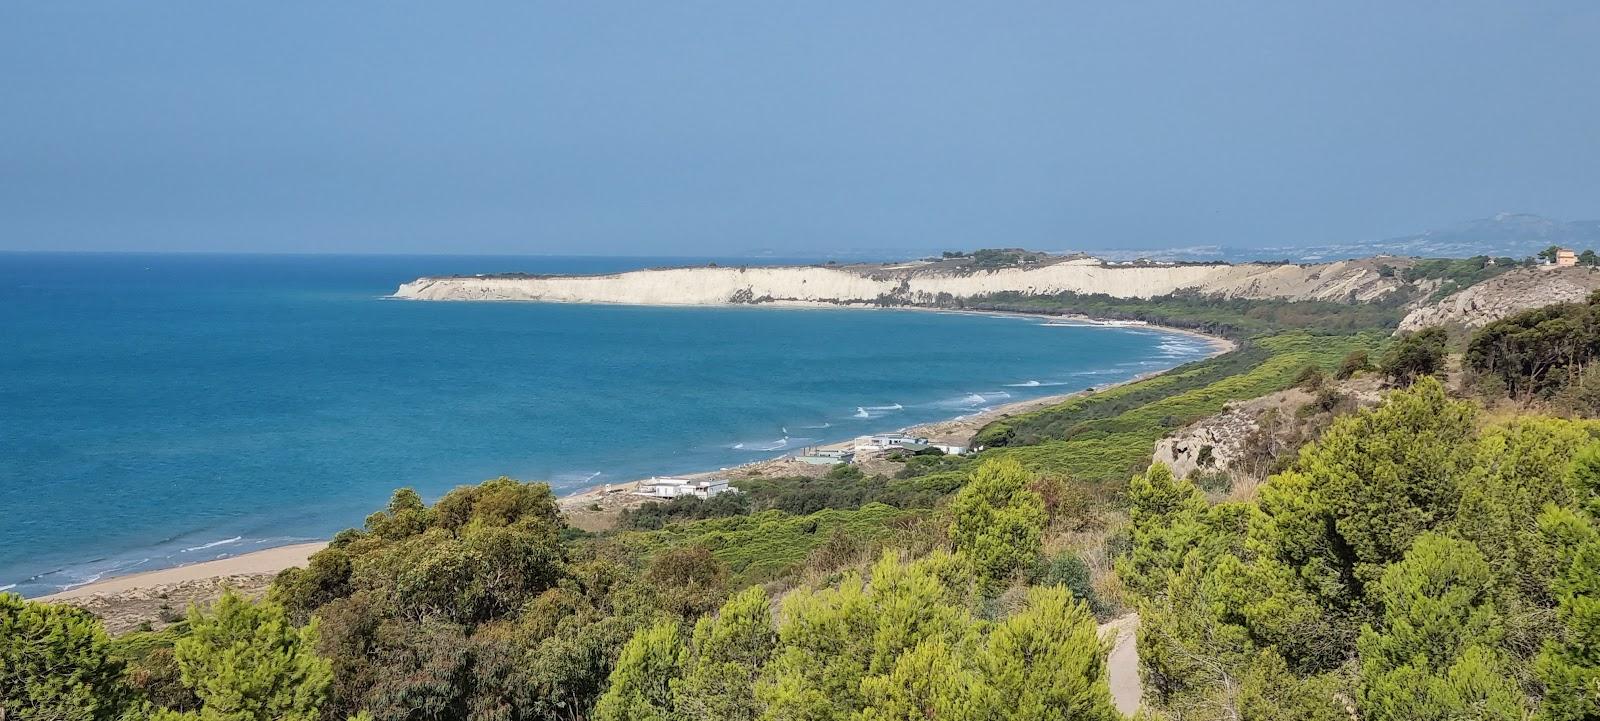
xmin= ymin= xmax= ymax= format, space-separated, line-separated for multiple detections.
xmin=180 ymin=536 xmax=242 ymax=553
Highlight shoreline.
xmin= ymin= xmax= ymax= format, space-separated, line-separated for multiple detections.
xmin=35 ymin=542 xmax=326 ymax=603
xmin=30 ymin=308 xmax=1232 ymax=604
xmin=555 ymin=329 xmax=1226 ymax=523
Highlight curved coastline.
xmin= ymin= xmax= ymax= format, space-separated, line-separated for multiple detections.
xmin=28 ymin=305 xmax=1232 ymax=603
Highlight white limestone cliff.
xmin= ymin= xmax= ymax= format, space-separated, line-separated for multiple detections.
xmin=395 ymin=258 xmax=1402 ymax=305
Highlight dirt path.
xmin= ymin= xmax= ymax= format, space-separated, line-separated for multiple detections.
xmin=1100 ymin=613 xmax=1142 ymax=716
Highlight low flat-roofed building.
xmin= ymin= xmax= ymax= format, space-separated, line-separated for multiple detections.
xmin=796 ymin=447 xmax=855 ymax=465
xmin=633 ymin=477 xmax=737 ymax=500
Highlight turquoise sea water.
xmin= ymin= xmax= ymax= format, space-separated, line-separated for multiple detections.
xmin=0 ymin=253 xmax=1212 ymax=596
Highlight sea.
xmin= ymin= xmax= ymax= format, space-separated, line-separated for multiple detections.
xmin=0 ymin=252 xmax=1214 ymax=597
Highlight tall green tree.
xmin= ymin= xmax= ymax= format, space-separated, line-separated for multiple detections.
xmin=672 ymin=587 xmax=775 ymax=721
xmin=1357 ymin=535 xmax=1524 ymax=721
xmin=757 ymin=552 xmax=976 ymax=720
xmin=1534 ymin=444 xmax=1600 ymax=720
xmin=947 ymin=458 xmax=1047 ymax=590
xmin=855 ymin=639 xmax=975 ymax=721
xmin=1116 ymin=463 xmax=1208 ymax=600
xmin=1286 ymin=377 xmax=1477 ymax=593
xmin=1535 ymin=505 xmax=1600 ymax=721
xmin=1380 ymin=327 xmax=1449 ymax=386
xmin=161 ymin=591 xmax=333 ymax=721
xmin=0 ymin=594 xmax=130 ymax=721
xmin=974 ymin=586 xmax=1119 ymax=721
xmin=1454 ymin=417 xmax=1598 ymax=604
xmin=592 ymin=620 xmax=681 ymax=721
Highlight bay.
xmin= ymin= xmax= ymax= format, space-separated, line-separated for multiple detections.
xmin=0 ymin=252 xmax=1211 ymax=596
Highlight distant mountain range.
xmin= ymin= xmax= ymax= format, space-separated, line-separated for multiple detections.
xmin=1084 ymin=213 xmax=1600 ymax=263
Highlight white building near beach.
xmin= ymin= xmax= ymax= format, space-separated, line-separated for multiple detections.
xmin=633 ymin=477 xmax=737 ymax=500
xmin=856 ymin=433 xmax=930 ymax=451
xmin=796 ymin=447 xmax=855 ymax=465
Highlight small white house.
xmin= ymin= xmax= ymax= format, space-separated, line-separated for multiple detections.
xmin=930 ymin=443 xmax=968 ymax=455
xmin=634 ymin=477 xmax=737 ymax=500
xmin=862 ymin=433 xmax=929 ymax=448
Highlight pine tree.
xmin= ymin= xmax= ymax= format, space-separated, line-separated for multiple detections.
xmin=947 ymin=458 xmax=1047 ymax=590
xmin=1116 ymin=462 xmax=1209 ymax=600
xmin=1357 ymin=535 xmax=1525 ymax=721
xmin=975 ymin=586 xmax=1119 ymax=721
xmin=672 ymin=587 xmax=775 ymax=721
xmin=1534 ymin=494 xmax=1600 ymax=719
xmin=592 ymin=620 xmax=681 ymax=721
xmin=756 ymin=552 xmax=975 ymax=720
xmin=855 ymin=640 xmax=975 ymax=721
xmin=0 ymin=593 xmax=130 ymax=721
xmin=161 ymin=590 xmax=333 ymax=721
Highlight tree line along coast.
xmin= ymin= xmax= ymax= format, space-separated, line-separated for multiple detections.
xmin=9 ymin=248 xmax=1600 ymax=721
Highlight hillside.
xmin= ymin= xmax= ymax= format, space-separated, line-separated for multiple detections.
xmin=1399 ymin=265 xmax=1600 ymax=331
xmin=395 ymin=256 xmax=1407 ymax=305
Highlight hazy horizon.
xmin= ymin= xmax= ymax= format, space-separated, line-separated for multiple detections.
xmin=4 ymin=2 xmax=1598 ymax=256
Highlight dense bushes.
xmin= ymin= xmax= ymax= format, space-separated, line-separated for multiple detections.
xmin=1467 ymin=291 xmax=1600 ymax=403
xmin=1 ymin=594 xmax=130 ymax=720
xmin=979 ymin=332 xmax=1385 ymax=487
xmin=594 ymin=551 xmax=1117 ymax=721
xmin=947 ymin=290 xmax=1403 ymax=337
xmin=1126 ymin=378 xmax=1600 ymax=719
xmin=1380 ymin=327 xmax=1448 ymax=386
xmin=1 ymin=590 xmax=331 ymax=721
xmin=1400 ymin=255 xmax=1518 ymax=302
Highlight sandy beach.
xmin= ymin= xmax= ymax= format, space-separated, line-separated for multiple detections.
xmin=38 ymin=542 xmax=326 ymax=602
xmin=33 ymin=315 xmax=1232 ymax=624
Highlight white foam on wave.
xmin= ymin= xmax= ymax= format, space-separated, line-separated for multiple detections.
xmin=733 ymin=435 xmax=815 ymax=452
xmin=181 ymin=536 xmax=242 ymax=553
xmin=800 ymin=422 xmax=831 ymax=429
xmin=1157 ymin=338 xmax=1204 ymax=357
xmin=853 ymin=404 xmax=901 ymax=419
xmin=60 ymin=557 xmax=151 ymax=590
xmin=0 ymin=583 xmax=15 ymax=592
xmin=933 ymin=390 xmax=1013 ymax=409
xmin=1008 ymin=380 xmax=1043 ymax=387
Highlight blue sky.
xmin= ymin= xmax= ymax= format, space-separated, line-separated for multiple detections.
xmin=2 ymin=2 xmax=1597 ymax=255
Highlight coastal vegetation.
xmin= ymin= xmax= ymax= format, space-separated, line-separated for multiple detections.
xmin=1467 ymin=290 xmax=1600 ymax=405
xmin=1124 ymin=378 xmax=1600 ymax=720
xmin=977 ymin=331 xmax=1387 ymax=487
xmin=20 ymin=272 xmax=1600 ymax=720
xmin=945 ymin=291 xmax=1405 ymax=338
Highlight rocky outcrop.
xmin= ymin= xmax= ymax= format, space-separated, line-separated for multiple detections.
xmin=395 ymin=257 xmax=1406 ymax=305
xmin=1151 ymin=404 xmax=1264 ymax=480
xmin=1152 ymin=376 xmax=1384 ymax=481
xmin=1398 ymin=266 xmax=1600 ymax=332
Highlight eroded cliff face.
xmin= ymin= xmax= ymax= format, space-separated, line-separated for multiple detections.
xmin=394 ymin=258 xmax=1403 ymax=305
xmin=1398 ymin=266 xmax=1600 ymax=332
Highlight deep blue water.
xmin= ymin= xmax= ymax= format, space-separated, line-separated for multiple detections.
xmin=0 ymin=253 xmax=1211 ymax=596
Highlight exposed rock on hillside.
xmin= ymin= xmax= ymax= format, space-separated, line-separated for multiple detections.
xmin=396 ymin=256 xmax=1408 ymax=305
xmin=1152 ymin=376 xmax=1383 ymax=481
xmin=1398 ymin=266 xmax=1600 ymax=332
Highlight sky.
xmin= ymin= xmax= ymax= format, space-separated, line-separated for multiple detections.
xmin=2 ymin=2 xmax=1597 ymax=256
